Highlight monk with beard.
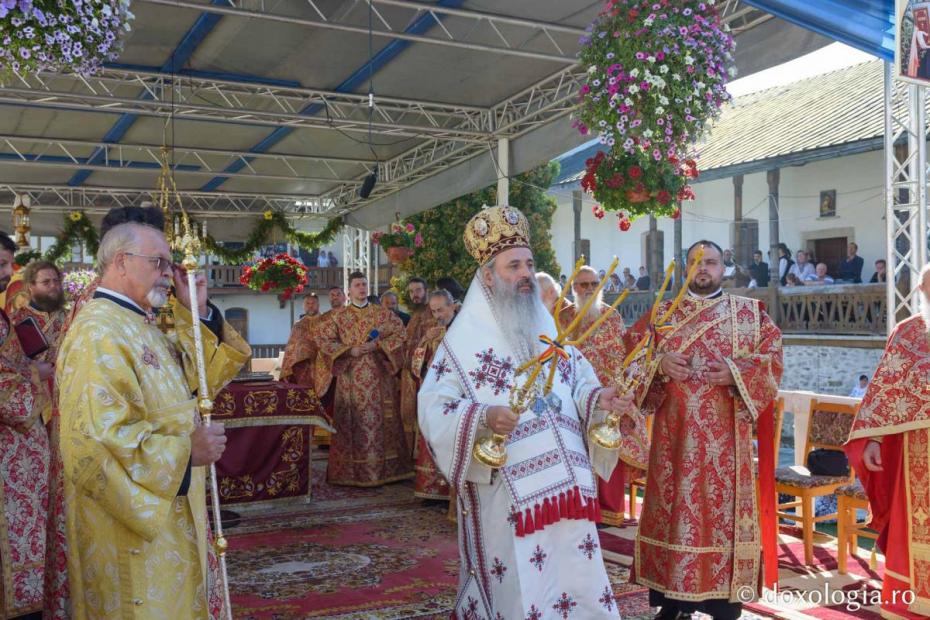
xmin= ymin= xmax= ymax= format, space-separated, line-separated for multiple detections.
xmin=399 ymin=277 xmax=436 ymax=451
xmin=558 ymin=265 xmax=648 ymax=526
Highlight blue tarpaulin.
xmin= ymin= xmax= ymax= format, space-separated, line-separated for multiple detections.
xmin=744 ymin=0 xmax=895 ymax=61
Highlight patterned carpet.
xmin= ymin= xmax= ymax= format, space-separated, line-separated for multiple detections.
xmin=225 ymin=458 xmax=884 ymax=619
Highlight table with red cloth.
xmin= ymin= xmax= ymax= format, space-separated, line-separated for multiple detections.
xmin=213 ymin=380 xmax=334 ymax=507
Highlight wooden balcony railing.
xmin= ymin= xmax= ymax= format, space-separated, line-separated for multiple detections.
xmin=607 ymin=283 xmax=887 ymax=336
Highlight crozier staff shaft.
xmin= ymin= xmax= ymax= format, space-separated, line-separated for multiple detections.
xmin=177 ymin=213 xmax=233 ymax=620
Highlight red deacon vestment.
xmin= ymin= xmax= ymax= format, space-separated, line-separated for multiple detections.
xmin=631 ymin=292 xmax=782 ymax=608
xmin=0 ymin=309 xmax=51 ymax=618
xmin=845 ymin=314 xmax=930 ymax=619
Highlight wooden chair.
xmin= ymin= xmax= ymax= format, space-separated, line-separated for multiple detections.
xmin=836 ymin=480 xmax=878 ymax=574
xmin=775 ymin=399 xmax=858 ymax=565
xmin=627 ymin=416 xmax=652 ymax=519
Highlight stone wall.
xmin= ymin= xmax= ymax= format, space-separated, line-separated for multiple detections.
xmin=780 ymin=344 xmax=883 ymax=396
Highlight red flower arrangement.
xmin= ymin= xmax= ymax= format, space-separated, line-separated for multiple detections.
xmin=240 ymin=253 xmax=309 ymax=301
xmin=581 ymin=148 xmax=697 ymax=225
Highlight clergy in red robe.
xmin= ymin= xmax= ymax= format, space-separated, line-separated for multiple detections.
xmin=280 ymin=293 xmax=323 ymax=386
xmin=845 ymin=265 xmax=930 ymax=620
xmin=410 ymin=289 xmax=456 ymax=500
xmin=316 ymin=271 xmax=413 ymax=486
xmin=632 ymin=240 xmax=782 ymax=620
xmin=399 ymin=277 xmax=436 ymax=452
xmin=0 ymin=232 xmax=53 ymax=619
xmin=557 ymin=265 xmax=648 ymax=526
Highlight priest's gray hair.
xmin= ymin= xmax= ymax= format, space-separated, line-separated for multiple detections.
xmin=535 ymin=272 xmax=561 ymax=297
xmin=96 ymin=222 xmax=148 ymax=272
xmin=429 ymin=288 xmax=454 ymax=305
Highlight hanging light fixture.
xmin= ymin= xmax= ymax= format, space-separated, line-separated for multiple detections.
xmin=12 ymin=194 xmax=31 ymax=248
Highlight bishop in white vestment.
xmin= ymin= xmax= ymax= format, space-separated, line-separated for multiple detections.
xmin=418 ymin=205 xmax=631 ymax=619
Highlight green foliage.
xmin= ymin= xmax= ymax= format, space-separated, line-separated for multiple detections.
xmin=393 ymin=162 xmax=561 ymax=303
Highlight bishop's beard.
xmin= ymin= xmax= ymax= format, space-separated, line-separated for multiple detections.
xmin=488 ymin=271 xmax=549 ymax=360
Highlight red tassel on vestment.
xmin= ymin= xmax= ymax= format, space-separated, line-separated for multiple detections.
xmin=586 ymin=496 xmax=596 ymax=521
xmin=534 ymin=503 xmax=544 ymax=531
xmin=559 ymin=492 xmax=568 ymax=519
xmin=524 ymin=508 xmax=535 ymax=534
xmin=542 ymin=497 xmax=552 ymax=525
xmin=514 ymin=510 xmax=524 ymax=537
xmin=573 ymin=486 xmax=583 ymax=519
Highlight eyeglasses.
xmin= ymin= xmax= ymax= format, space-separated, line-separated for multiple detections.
xmin=125 ymin=252 xmax=173 ymax=271
xmin=574 ymin=281 xmax=599 ymax=290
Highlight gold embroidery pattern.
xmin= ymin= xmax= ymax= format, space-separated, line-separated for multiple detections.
xmin=244 ymin=390 xmax=279 ymax=416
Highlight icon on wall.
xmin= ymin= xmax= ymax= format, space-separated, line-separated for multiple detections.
xmin=819 ymin=190 xmax=836 ymax=218
xmin=897 ymin=0 xmax=930 ymax=85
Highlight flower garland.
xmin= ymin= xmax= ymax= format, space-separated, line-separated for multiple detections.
xmin=239 ymin=253 xmax=309 ymax=300
xmin=574 ymin=0 xmax=734 ymax=222
xmin=202 ymin=211 xmax=344 ymax=265
xmin=0 ymin=0 xmax=135 ymax=80
xmin=14 ymin=210 xmax=99 ymax=267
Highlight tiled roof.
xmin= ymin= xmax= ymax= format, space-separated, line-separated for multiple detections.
xmin=555 ymin=59 xmax=885 ymax=186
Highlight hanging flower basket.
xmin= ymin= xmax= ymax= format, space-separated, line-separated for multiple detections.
xmin=573 ymin=0 xmax=734 ymax=222
xmin=582 ymin=148 xmax=696 ymax=226
xmin=240 ymin=253 xmax=309 ymax=301
xmin=1 ymin=0 xmax=136 ymax=80
xmin=373 ymin=220 xmax=422 ymax=264
xmin=385 ymin=246 xmax=414 ymax=265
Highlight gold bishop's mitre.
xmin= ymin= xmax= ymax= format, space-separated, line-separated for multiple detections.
xmin=463 ymin=205 xmax=532 ymax=265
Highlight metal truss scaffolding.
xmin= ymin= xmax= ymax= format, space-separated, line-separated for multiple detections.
xmin=342 ymin=227 xmax=373 ymax=294
xmin=884 ymin=62 xmax=928 ymax=334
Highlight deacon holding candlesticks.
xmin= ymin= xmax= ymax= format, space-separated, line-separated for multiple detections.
xmin=629 ymin=240 xmax=783 ymax=620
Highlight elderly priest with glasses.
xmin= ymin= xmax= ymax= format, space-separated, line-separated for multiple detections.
xmin=56 ymin=220 xmax=250 ymax=619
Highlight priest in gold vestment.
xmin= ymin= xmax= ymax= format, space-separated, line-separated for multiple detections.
xmin=0 ymin=232 xmax=53 ymax=619
xmin=399 ymin=277 xmax=436 ymax=451
xmin=57 ymin=222 xmax=250 ymax=619
xmin=632 ymin=241 xmax=782 ymax=620
xmin=557 ymin=265 xmax=648 ymax=526
xmin=316 ymin=271 xmax=413 ymax=487
xmin=280 ymin=293 xmax=324 ymax=386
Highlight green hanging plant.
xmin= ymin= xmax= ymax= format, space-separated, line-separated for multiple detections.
xmin=14 ymin=210 xmax=99 ymax=267
xmin=201 ymin=211 xmax=344 ymax=264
